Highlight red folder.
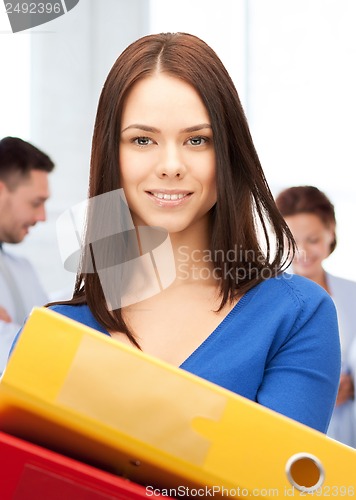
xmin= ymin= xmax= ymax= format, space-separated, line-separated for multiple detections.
xmin=0 ymin=430 xmax=168 ymax=499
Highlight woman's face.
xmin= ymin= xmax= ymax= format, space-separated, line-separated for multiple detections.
xmin=284 ymin=213 xmax=335 ymax=279
xmin=119 ymin=73 xmax=216 ymax=235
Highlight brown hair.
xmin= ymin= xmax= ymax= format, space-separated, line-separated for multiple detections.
xmin=0 ymin=136 xmax=54 ymax=189
xmin=275 ymin=185 xmax=337 ymax=254
xmin=52 ymin=33 xmax=295 ymax=346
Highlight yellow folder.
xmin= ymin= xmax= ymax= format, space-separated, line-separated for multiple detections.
xmin=0 ymin=307 xmax=355 ymax=498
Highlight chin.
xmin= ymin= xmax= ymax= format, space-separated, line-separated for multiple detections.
xmin=6 ymin=237 xmax=23 ymax=244
xmin=136 ymin=217 xmax=190 ymax=234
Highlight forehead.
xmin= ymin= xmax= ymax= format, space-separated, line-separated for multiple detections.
xmin=285 ymin=213 xmax=328 ymax=232
xmin=121 ymin=73 xmax=210 ymax=124
xmin=13 ymin=169 xmax=49 ymax=197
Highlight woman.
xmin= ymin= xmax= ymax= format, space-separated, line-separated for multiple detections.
xmin=15 ymin=33 xmax=340 ymax=433
xmin=275 ymin=185 xmax=356 ymax=446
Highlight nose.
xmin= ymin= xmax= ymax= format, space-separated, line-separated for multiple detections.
xmin=35 ymin=203 xmax=47 ymax=223
xmin=156 ymin=143 xmax=186 ymax=179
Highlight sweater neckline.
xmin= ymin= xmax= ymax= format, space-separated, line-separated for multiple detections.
xmin=179 ymin=283 xmax=259 ymax=368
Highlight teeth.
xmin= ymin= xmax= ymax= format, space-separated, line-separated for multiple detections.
xmin=152 ymin=193 xmax=187 ymax=200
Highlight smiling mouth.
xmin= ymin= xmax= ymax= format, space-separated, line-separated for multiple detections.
xmin=147 ymin=191 xmax=192 ymax=201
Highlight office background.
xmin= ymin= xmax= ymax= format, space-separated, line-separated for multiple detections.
xmin=1 ymin=0 xmax=355 ymax=296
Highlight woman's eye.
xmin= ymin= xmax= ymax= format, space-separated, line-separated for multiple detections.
xmin=187 ymin=136 xmax=208 ymax=146
xmin=133 ymin=137 xmax=152 ymax=146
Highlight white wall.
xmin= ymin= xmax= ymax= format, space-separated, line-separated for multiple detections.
xmin=150 ymin=0 xmax=356 ymax=281
xmin=246 ymin=0 xmax=356 ymax=279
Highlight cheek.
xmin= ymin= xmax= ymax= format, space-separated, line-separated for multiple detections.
xmin=208 ymin=182 xmax=217 ymax=204
xmin=315 ymin=235 xmax=333 ymax=257
xmin=119 ymin=161 xmax=142 ymax=189
xmin=307 ymin=243 xmax=330 ymax=260
xmin=13 ymin=200 xmax=28 ymax=218
xmin=119 ymin=150 xmax=154 ymax=185
xmin=119 ymin=148 xmax=136 ymax=181
xmin=312 ymin=247 xmax=325 ymax=259
xmin=321 ymin=242 xmax=332 ymax=257
xmin=200 ymin=173 xmax=217 ymax=208
xmin=202 ymin=161 xmax=216 ymax=192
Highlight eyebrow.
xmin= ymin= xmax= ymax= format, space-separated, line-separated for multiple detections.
xmin=121 ymin=123 xmax=212 ymax=134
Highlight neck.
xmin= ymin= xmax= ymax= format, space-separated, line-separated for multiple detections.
xmin=169 ymin=222 xmax=217 ymax=287
xmin=311 ymin=268 xmax=329 ymax=292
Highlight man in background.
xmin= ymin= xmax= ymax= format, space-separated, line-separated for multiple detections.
xmin=0 ymin=136 xmax=54 ymax=374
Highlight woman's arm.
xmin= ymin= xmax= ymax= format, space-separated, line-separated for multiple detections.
xmin=257 ymin=288 xmax=341 ymax=433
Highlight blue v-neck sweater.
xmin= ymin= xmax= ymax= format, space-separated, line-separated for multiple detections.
xmin=18 ymin=273 xmax=341 ymax=433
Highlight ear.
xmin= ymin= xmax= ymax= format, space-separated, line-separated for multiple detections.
xmin=327 ymin=222 xmax=337 ymax=254
xmin=328 ymin=222 xmax=336 ymax=240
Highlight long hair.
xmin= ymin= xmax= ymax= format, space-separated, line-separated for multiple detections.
xmin=52 ymin=33 xmax=295 ymax=346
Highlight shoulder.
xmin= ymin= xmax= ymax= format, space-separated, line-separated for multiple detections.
xmin=2 ymin=249 xmax=34 ymax=270
xmin=48 ymin=304 xmax=108 ymax=335
xmin=1 ymin=250 xmax=45 ymax=295
xmin=256 ymin=272 xmax=334 ymax=311
xmin=251 ymin=273 xmax=338 ymax=339
xmin=237 ymin=273 xmax=338 ymax=346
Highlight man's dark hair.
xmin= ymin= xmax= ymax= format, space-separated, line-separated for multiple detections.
xmin=0 ymin=136 xmax=55 ymax=189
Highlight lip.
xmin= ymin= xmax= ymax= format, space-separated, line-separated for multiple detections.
xmin=145 ymin=189 xmax=193 ymax=207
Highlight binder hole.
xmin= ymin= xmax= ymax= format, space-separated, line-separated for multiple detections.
xmin=286 ymin=453 xmax=324 ymax=492
xmin=129 ymin=459 xmax=141 ymax=467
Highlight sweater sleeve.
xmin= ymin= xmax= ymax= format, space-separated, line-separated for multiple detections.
xmin=257 ymin=279 xmax=341 ymax=433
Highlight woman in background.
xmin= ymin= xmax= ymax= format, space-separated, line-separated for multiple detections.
xmin=276 ymin=185 xmax=356 ymax=447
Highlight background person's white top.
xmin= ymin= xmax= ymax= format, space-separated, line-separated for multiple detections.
xmin=326 ymin=273 xmax=356 ymax=448
xmin=349 ymin=332 xmax=356 ymax=445
xmin=0 ymin=246 xmax=48 ymax=376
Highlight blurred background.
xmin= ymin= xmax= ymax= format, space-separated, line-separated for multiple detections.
xmin=1 ymin=0 xmax=355 ymax=298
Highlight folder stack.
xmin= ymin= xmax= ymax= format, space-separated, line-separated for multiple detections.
xmin=0 ymin=307 xmax=355 ymax=498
